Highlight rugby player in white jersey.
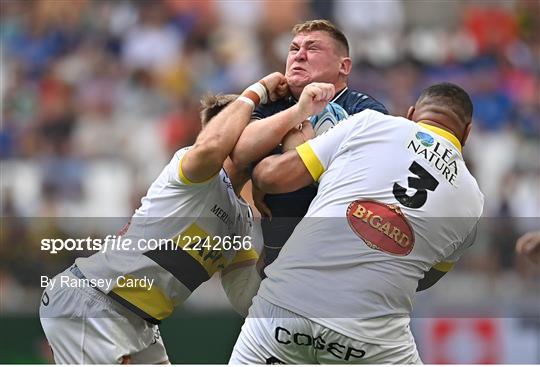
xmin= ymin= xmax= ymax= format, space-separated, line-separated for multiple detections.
xmin=229 ymin=82 xmax=484 ymax=364
xmin=39 ymin=71 xmax=337 ymax=364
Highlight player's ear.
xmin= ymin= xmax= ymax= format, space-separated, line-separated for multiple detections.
xmin=406 ymin=106 xmax=415 ymax=120
xmin=339 ymin=57 xmax=352 ymax=77
xmin=461 ymin=122 xmax=472 ymax=146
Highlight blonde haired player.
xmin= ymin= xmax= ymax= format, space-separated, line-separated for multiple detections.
xmin=39 ymin=70 xmax=336 ymax=364
xmin=230 ymin=83 xmax=484 ymax=364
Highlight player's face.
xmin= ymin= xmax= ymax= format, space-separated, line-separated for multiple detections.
xmin=286 ymin=31 xmax=344 ymax=97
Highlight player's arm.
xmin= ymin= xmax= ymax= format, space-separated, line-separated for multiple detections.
xmin=230 ymin=83 xmax=335 ymax=170
xmin=220 ymin=249 xmax=261 ymax=317
xmin=252 ymin=150 xmax=314 ymax=194
xmin=253 ymin=109 xmax=362 ymax=194
xmin=181 ymin=73 xmax=288 ymax=183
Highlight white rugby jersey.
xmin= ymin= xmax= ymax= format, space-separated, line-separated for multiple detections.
xmin=259 ymin=109 xmax=484 ymax=343
xmin=77 ymin=147 xmax=258 ymax=323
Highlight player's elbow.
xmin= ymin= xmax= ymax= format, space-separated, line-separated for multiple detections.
xmin=229 ymin=143 xmax=250 ymax=170
xmin=252 ymin=158 xmax=282 ymax=193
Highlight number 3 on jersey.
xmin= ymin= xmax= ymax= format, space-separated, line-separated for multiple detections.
xmin=393 ymin=161 xmax=439 ymax=208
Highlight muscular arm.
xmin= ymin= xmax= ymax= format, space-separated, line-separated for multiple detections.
xmin=181 ymin=72 xmax=288 ymax=183
xmin=182 ymin=100 xmax=255 ymax=183
xmin=230 ymin=107 xmax=308 ymax=169
xmin=230 ymin=83 xmax=335 ymax=170
xmin=252 ymin=150 xmax=314 ymax=194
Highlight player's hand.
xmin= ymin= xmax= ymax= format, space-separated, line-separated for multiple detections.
xmin=516 ymin=231 xmax=540 ymax=265
xmin=260 ymin=72 xmax=289 ymax=102
xmin=252 ymin=185 xmax=272 ymax=219
xmin=295 ymin=82 xmax=335 ymax=121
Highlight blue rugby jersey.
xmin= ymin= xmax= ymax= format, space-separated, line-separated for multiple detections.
xmin=252 ymin=88 xmax=388 ymax=271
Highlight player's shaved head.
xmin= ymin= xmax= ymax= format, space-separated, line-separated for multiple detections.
xmin=416 ymin=83 xmax=473 ymax=127
xmin=408 ymin=83 xmax=474 ymax=145
xmin=200 ymin=93 xmax=238 ymax=127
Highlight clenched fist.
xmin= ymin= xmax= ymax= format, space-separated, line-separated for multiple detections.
xmin=294 ymin=82 xmax=335 ymax=122
xmin=260 ymin=72 xmax=289 ymax=102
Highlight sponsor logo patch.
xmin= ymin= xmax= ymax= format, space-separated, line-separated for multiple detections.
xmin=346 ymin=200 xmax=415 ymax=256
xmin=415 ymin=131 xmax=434 ymax=147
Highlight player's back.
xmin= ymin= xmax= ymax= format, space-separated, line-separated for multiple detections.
xmin=259 ymin=109 xmax=484 ymax=343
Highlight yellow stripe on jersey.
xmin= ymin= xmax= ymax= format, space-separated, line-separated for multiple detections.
xmin=222 ymin=248 xmax=259 ymax=276
xmin=111 ymin=275 xmax=174 ymax=321
xmin=433 ymin=261 xmax=454 ymax=272
xmin=176 ymin=222 xmax=228 ymax=275
xmin=418 ymin=123 xmax=462 ymax=152
xmin=178 ymin=157 xmax=216 ymax=185
xmin=296 ymin=142 xmax=325 ymax=182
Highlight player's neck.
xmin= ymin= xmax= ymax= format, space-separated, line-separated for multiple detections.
xmin=416 ymin=120 xmax=462 ymax=152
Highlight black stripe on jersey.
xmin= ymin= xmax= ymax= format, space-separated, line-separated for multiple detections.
xmin=108 ymin=292 xmax=161 ymax=325
xmin=144 ymin=248 xmax=210 ymax=292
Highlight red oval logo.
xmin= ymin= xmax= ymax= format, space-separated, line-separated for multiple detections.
xmin=346 ymin=200 xmax=415 ymax=256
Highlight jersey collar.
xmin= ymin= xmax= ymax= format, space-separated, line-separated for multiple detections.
xmin=331 ymin=87 xmax=348 ymax=103
xmin=417 ymin=122 xmax=462 ymax=152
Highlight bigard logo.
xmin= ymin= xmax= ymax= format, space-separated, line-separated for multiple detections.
xmin=346 ymin=200 xmax=415 ymax=256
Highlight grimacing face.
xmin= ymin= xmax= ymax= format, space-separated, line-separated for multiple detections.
xmin=285 ymin=31 xmax=345 ymax=98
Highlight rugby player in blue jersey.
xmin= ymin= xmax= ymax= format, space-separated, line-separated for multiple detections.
xmin=231 ymin=20 xmax=389 ymax=274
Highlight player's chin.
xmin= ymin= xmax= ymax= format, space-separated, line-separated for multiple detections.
xmin=286 ymin=74 xmax=311 ymax=87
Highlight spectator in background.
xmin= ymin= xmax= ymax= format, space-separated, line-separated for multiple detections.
xmin=516 ymin=231 xmax=540 ymax=265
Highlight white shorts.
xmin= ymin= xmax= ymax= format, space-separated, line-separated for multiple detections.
xmin=39 ymin=267 xmax=169 ymax=364
xmin=229 ymin=296 xmax=422 ymax=364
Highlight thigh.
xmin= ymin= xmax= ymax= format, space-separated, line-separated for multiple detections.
xmin=40 ymin=287 xmax=127 ymax=363
xmin=229 ymin=296 xmax=317 ymax=364
xmin=39 ymin=271 xmax=159 ymax=364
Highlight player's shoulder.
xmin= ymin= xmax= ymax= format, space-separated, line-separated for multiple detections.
xmin=336 ymin=88 xmax=389 ymax=115
xmin=172 ymin=145 xmax=192 ymax=159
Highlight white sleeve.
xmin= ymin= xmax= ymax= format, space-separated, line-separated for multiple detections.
xmin=168 ymin=146 xmax=218 ymax=186
xmin=443 ymin=225 xmax=478 ymax=264
xmin=220 ymin=264 xmax=261 ymax=317
xmin=295 ymin=110 xmax=370 ymax=181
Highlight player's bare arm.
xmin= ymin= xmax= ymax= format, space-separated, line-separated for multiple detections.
xmin=281 ymin=119 xmax=315 ymax=152
xmin=181 ymin=72 xmax=289 ymax=183
xmin=230 ymin=82 xmax=334 ymax=170
xmin=252 ymin=150 xmax=314 ymax=194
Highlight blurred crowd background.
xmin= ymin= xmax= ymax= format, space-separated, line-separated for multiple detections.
xmin=0 ymin=0 xmax=539 ymax=363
